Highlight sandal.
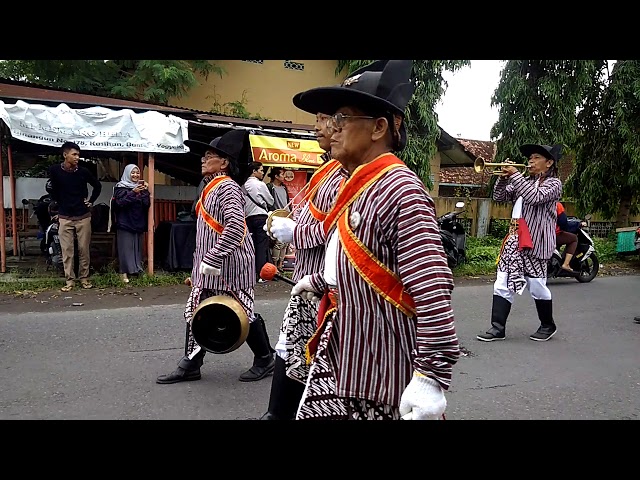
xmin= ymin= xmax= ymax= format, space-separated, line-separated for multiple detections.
xmin=81 ymin=282 xmax=93 ymax=289
xmin=61 ymin=285 xmax=74 ymax=292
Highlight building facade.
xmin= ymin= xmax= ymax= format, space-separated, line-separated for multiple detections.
xmin=169 ymin=60 xmax=346 ymax=125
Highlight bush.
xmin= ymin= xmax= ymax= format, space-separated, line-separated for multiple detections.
xmin=488 ymin=218 xmax=510 ymax=239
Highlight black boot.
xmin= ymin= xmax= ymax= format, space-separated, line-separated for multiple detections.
xmin=239 ymin=314 xmax=276 ymax=382
xmin=477 ymin=295 xmax=512 ymax=342
xmin=259 ymin=355 xmax=306 ymax=420
xmin=530 ymin=299 xmax=557 ymax=342
xmin=156 ymin=349 xmax=205 ymax=384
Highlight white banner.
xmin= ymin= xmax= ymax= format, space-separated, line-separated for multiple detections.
xmin=0 ymin=100 xmax=189 ymax=153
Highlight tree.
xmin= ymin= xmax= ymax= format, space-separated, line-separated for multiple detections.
xmin=490 ymin=60 xmax=601 ymax=164
xmin=566 ymin=60 xmax=640 ymax=227
xmin=0 ymin=60 xmax=224 ymax=105
xmin=336 ymin=60 xmax=470 ymax=188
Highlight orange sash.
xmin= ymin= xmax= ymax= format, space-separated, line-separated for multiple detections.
xmin=327 ymin=153 xmax=416 ymax=316
xmin=304 ymin=154 xmax=416 ymax=364
xmin=323 ymin=153 xmax=405 ymax=237
xmin=339 ymin=209 xmax=416 ymax=318
xmin=195 ymin=175 xmax=247 ymax=240
xmin=301 ymin=159 xmax=341 ymax=221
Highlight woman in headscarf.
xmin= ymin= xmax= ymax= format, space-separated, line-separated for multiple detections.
xmin=110 ymin=164 xmax=150 ymax=283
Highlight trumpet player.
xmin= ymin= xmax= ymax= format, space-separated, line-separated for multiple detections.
xmin=477 ymin=144 xmax=563 ymax=343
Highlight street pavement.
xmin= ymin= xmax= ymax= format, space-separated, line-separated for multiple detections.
xmin=0 ymin=275 xmax=639 ymax=420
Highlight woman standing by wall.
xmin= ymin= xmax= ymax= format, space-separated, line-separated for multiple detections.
xmin=110 ymin=164 xmax=150 ymax=283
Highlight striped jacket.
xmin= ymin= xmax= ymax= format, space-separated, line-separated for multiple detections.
xmin=308 ymin=164 xmax=460 ymax=406
xmin=493 ymin=172 xmax=562 ymax=260
xmin=193 ymin=173 xmax=256 ymax=291
xmin=290 ymin=162 xmax=344 ymax=282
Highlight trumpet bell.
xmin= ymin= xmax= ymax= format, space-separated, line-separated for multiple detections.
xmin=265 ymin=209 xmax=291 ymax=239
xmin=191 ymin=295 xmax=249 ymax=354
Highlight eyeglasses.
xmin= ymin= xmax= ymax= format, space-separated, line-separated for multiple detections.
xmin=326 ymin=112 xmax=376 ymax=133
xmin=202 ymin=152 xmax=220 ymax=161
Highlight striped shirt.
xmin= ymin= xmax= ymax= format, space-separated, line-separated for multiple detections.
xmin=290 ymin=160 xmax=344 ymax=282
xmin=494 ymin=172 xmax=562 ymax=260
xmin=309 ymin=164 xmax=460 ymax=406
xmin=192 ymin=173 xmax=256 ymax=292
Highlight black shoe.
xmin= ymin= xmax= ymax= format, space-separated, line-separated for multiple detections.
xmin=476 ymin=327 xmax=506 ymax=342
xmin=239 ymin=355 xmax=275 ymax=382
xmin=634 ymin=316 xmax=640 ymax=324
xmin=529 ymin=325 xmax=557 ymax=342
xmin=156 ymin=366 xmax=202 ymax=384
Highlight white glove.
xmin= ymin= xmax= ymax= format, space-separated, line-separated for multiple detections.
xmin=291 ymin=274 xmax=321 ymax=303
xmin=199 ymin=261 xmax=221 ymax=276
xmin=267 ymin=216 xmax=296 ymax=244
xmin=399 ymin=372 xmax=447 ymax=420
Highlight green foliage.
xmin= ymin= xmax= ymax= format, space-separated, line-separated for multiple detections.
xmin=488 ymin=218 xmax=510 ymax=239
xmin=336 ymin=60 xmax=471 ymax=188
xmin=490 ymin=60 xmax=600 ymax=165
xmin=207 ymin=88 xmax=271 ymax=120
xmin=0 ymin=60 xmax=224 ymax=105
xmin=566 ymin=60 xmax=640 ymax=225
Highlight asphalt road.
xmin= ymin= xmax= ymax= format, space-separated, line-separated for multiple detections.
xmin=1 ymin=275 xmax=639 ymax=420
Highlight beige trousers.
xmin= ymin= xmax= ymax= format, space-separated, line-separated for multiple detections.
xmin=58 ymin=217 xmax=92 ymax=283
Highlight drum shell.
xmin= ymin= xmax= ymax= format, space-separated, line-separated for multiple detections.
xmin=191 ymin=295 xmax=249 ymax=354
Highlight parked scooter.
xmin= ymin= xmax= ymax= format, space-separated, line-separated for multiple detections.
xmin=548 ymin=214 xmax=599 ymax=283
xmin=438 ymin=201 xmax=467 ymax=269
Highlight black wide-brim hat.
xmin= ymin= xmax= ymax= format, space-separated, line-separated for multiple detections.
xmin=184 ymin=129 xmax=250 ymax=167
xmin=519 ymin=144 xmax=562 ymax=163
xmin=292 ymin=60 xmax=416 ymax=118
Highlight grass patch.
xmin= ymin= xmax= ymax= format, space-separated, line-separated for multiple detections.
xmin=0 ymin=263 xmax=189 ymax=295
xmin=1 ymin=235 xmax=637 ymax=295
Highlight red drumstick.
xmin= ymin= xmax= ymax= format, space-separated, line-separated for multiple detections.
xmin=260 ymin=263 xmax=296 ymax=286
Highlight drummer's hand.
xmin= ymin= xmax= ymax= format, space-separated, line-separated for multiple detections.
xmin=291 ymin=274 xmax=321 ymax=303
xmin=199 ymin=261 xmax=221 ymax=276
xmin=266 ymin=216 xmax=296 ymax=244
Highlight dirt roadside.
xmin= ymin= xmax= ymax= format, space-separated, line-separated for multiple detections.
xmin=1 ymin=263 xmax=637 ymax=315
xmin=0 ymin=275 xmax=495 ymax=314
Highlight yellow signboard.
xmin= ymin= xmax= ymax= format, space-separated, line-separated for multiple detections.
xmin=249 ymin=134 xmax=325 ymax=169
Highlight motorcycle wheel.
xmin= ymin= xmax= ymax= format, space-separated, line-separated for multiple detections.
xmin=575 ymin=254 xmax=599 ymax=283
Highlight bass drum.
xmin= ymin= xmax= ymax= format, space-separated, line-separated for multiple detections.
xmin=191 ymin=295 xmax=250 ymax=354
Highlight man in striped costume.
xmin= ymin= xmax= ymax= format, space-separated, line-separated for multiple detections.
xmin=156 ymin=129 xmax=275 ymax=384
xmin=259 ymin=113 xmax=343 ymax=420
xmin=477 ymin=144 xmax=563 ymax=343
xmin=288 ymin=60 xmax=461 ymax=420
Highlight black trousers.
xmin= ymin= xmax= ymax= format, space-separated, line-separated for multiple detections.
xmin=247 ymin=214 xmax=270 ymax=278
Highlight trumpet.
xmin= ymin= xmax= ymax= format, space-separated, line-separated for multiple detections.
xmin=474 ymin=158 xmax=530 ymax=176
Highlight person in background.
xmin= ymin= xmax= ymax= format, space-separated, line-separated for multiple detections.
xmin=48 ymin=141 xmax=102 ymax=292
xmin=266 ymin=166 xmax=291 ymax=271
xmin=109 ymin=164 xmax=150 ymax=283
xmin=555 ymin=201 xmax=578 ymax=272
xmin=243 ymin=161 xmax=274 ymax=282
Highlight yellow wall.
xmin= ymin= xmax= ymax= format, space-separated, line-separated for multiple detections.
xmin=170 ymin=60 xmax=346 ymax=125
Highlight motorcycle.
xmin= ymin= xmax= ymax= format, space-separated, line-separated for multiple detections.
xmin=438 ymin=201 xmax=467 ymax=269
xmin=548 ymin=213 xmax=599 ymax=283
